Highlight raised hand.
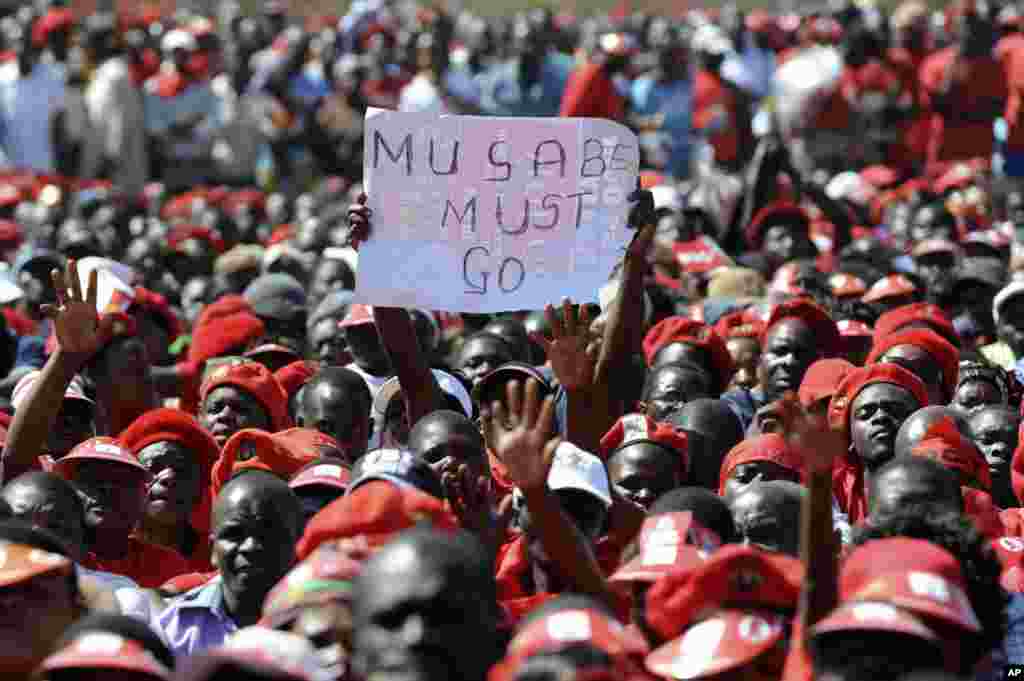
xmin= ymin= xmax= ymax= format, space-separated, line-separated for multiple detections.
xmin=770 ymin=392 xmax=844 ymax=475
xmin=531 ymin=298 xmax=597 ymax=391
xmin=441 ymin=461 xmax=504 ymax=548
xmin=346 ymin=193 xmax=372 ymax=249
xmin=625 ymin=184 xmax=656 ymax=258
xmin=481 ymin=378 xmax=560 ymax=495
xmin=40 ymin=260 xmax=111 ymax=362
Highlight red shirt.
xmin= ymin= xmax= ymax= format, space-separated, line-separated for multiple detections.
xmin=560 ymin=62 xmax=625 ymax=121
xmin=1000 ymin=36 xmax=1024 ymax=151
xmin=920 ymin=47 xmax=1007 ymax=163
xmin=692 ymin=69 xmax=741 ymax=166
xmin=83 ymin=536 xmax=190 ymax=589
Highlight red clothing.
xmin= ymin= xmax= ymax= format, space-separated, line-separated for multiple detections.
xmin=83 ymin=536 xmax=190 ymax=589
xmin=3 ymin=307 xmax=37 ymax=337
xmin=920 ymin=47 xmax=1007 ymax=163
xmin=560 ymin=62 xmax=625 ymax=121
xmin=692 ymin=70 xmax=741 ymax=166
xmin=1002 ymin=508 xmax=1024 ymax=536
xmin=1001 ymin=36 xmax=1024 ymax=151
xmin=363 ymin=74 xmax=410 ymax=110
xmin=887 ymin=47 xmax=931 ymax=166
xmin=963 ymin=488 xmax=1005 ymax=538
xmin=495 ymin=536 xmax=557 ymax=624
xmin=832 ymin=454 xmax=869 ymax=526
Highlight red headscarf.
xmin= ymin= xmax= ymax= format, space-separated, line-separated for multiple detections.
xmin=200 ymin=361 xmax=291 ymax=433
xmin=874 ymin=303 xmax=960 ymax=348
xmin=798 ymin=358 xmax=855 ymax=408
xmin=746 ymin=200 xmax=811 ymax=250
xmin=866 ymin=328 xmax=960 ymax=401
xmin=718 ymin=434 xmax=804 ymax=496
xmin=641 ymin=318 xmax=734 ymax=394
xmin=911 ymin=417 xmax=991 ymax=490
xmin=762 ymin=298 xmax=840 ymax=358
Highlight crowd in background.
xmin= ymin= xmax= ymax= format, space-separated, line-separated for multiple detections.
xmin=3 ymin=1 xmax=1024 ymax=681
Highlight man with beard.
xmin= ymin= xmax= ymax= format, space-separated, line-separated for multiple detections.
xmin=159 ymin=470 xmax=301 ymax=656
xmin=352 ymin=528 xmax=504 ymax=681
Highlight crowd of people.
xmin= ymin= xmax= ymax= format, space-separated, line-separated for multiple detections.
xmin=3 ymin=0 xmax=1024 ymax=681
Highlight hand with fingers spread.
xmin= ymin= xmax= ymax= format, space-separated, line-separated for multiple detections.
xmin=531 ymin=299 xmax=597 ymax=392
xmin=770 ymin=392 xmax=845 ymax=475
xmin=40 ymin=260 xmax=110 ymax=363
xmin=441 ymin=461 xmax=503 ymax=549
xmin=481 ymin=379 xmax=560 ymax=496
xmin=346 ymin=193 xmax=372 ymax=249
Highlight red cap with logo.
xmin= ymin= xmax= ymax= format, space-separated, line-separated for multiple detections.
xmin=600 ymin=414 xmax=689 ymax=474
xmin=861 ymin=274 xmax=917 ymax=304
xmin=609 ymin=512 xmax=720 ymax=584
xmin=53 ymin=437 xmax=149 ymax=481
xmin=40 ymin=632 xmax=171 ymax=681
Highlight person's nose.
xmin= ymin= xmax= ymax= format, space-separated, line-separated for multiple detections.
xmin=238 ymin=535 xmax=261 ymax=554
xmin=398 ymin=613 xmax=426 ymax=647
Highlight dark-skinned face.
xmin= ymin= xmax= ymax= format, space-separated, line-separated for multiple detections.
xmin=297 ymin=381 xmax=370 ymax=459
xmin=969 ymin=407 xmax=1019 ymax=508
xmin=211 ymin=480 xmax=299 ymax=615
xmin=729 ymin=484 xmax=801 ymax=556
xmin=201 ymin=386 xmax=272 ymax=448
xmin=408 ymin=417 xmax=487 ymax=480
xmin=762 ymin=223 xmax=816 ymax=267
xmin=758 ymin=319 xmax=819 ymax=401
xmin=459 ymin=337 xmax=513 ymax=388
xmin=345 ymin=324 xmax=391 ymax=377
xmin=723 ymin=460 xmax=800 ymax=502
xmin=182 ymin=278 xmax=212 ymax=325
xmin=915 ymin=253 xmax=957 ymax=299
xmin=309 ymin=318 xmax=348 ymax=365
xmin=608 ymin=443 xmax=681 ymax=509
xmin=878 ymin=345 xmax=945 ymax=404
xmin=74 ymin=461 xmax=145 ymax=533
xmin=353 ymin=542 xmax=497 ymax=681
xmin=2 ymin=483 xmax=85 ymax=555
xmin=910 ymin=206 xmax=956 ymax=244
xmin=642 ymin=366 xmax=711 ymax=420
xmin=850 ymin=383 xmax=920 ymax=471
xmin=870 ymin=465 xmax=960 ymax=518
xmin=726 ymin=337 xmax=760 ymax=392
xmin=998 ymin=296 xmax=1024 ymax=356
xmin=138 ymin=441 xmax=202 ymax=526
xmin=952 ymin=379 xmax=1004 ymax=415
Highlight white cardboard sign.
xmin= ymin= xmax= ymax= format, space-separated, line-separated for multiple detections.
xmin=354 ymin=110 xmax=638 ymax=312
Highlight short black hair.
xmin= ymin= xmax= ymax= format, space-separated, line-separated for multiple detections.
xmin=869 ymin=456 xmax=963 ymax=514
xmin=306 ymin=367 xmax=373 ymax=416
xmin=854 ymin=504 xmax=1007 ymax=672
xmin=641 ymin=361 xmax=713 ymax=401
xmin=648 ymin=487 xmax=737 ymax=544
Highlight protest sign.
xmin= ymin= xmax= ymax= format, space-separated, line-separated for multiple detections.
xmin=353 ymin=109 xmax=639 ymax=312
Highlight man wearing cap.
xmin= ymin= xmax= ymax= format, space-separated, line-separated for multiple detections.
xmin=159 ymin=470 xmax=302 ymax=656
xmin=374 ymin=369 xmax=473 ymax=449
xmin=53 ymin=437 xmax=188 ymax=588
xmin=985 ymin=280 xmax=1024 ymax=377
xmin=0 ymin=528 xmax=83 ymax=680
xmin=243 ymin=273 xmax=309 ymax=353
xmin=601 ymin=413 xmax=687 ymax=511
xmin=289 ymin=460 xmax=350 ymax=532
xmin=307 ymin=290 xmax=353 ymax=365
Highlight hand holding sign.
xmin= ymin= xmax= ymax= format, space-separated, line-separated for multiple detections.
xmin=354 ymin=111 xmax=638 ymax=313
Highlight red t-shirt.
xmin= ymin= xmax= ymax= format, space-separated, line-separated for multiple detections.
xmin=83 ymin=536 xmax=190 ymax=589
xmin=920 ymin=47 xmax=1007 ymax=163
xmin=1000 ymin=37 xmax=1024 ymax=151
xmin=692 ymin=70 xmax=740 ymax=166
xmin=560 ymin=62 xmax=625 ymax=121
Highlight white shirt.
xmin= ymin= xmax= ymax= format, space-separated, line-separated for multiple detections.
xmin=0 ymin=61 xmax=65 ymax=172
xmin=345 ymin=362 xmax=391 ymax=450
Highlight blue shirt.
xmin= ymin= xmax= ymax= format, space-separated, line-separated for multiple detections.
xmin=1004 ymin=593 xmax=1024 ymax=665
xmin=477 ymin=55 xmax=573 ymax=117
xmin=630 ymin=76 xmax=693 ymax=179
xmin=157 ymin=577 xmax=238 ymax=658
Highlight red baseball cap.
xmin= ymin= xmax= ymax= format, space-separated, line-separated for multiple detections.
xmin=296 ymin=480 xmax=458 ymax=560
xmin=874 ymin=303 xmax=960 ymax=349
xmin=0 ymin=541 xmax=72 ymax=588
xmin=644 ymin=545 xmax=803 ymax=642
xmin=53 ymin=437 xmax=149 ymax=481
xmin=338 ymin=304 xmax=375 ymax=328
xmin=609 ymin=512 xmax=719 ymax=584
xmin=829 ymin=273 xmax=867 ymax=299
xmin=212 ymin=428 xmax=332 ymax=497
xmin=862 ymin=274 xmax=917 ymax=304
xmin=40 ymin=632 xmax=171 ymax=681
xmin=839 ymin=538 xmax=981 ymax=633
xmin=600 ymin=414 xmax=689 ymax=474
xmin=646 ymin=609 xmax=788 ymax=680
xmin=290 ymin=462 xmax=351 ymax=493
xmin=798 ymin=358 xmax=856 ymax=408
xmin=809 ymin=601 xmax=938 ymax=643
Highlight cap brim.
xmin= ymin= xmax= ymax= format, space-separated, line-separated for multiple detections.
xmin=245 ymin=344 xmax=300 ymax=360
xmin=609 ymin=547 xmax=706 ymax=584
xmin=851 ymin=578 xmax=981 ymax=633
xmin=473 ymin=365 xmax=550 ymax=403
xmin=41 ymin=652 xmax=169 ymax=680
xmin=290 ymin=476 xmax=349 ymax=492
xmin=54 ymin=452 xmax=148 ymax=479
xmin=810 ymin=602 xmax=939 ymax=642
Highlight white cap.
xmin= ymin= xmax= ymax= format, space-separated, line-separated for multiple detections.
xmin=692 ymin=25 xmax=733 ymax=55
xmin=651 ymin=185 xmax=683 ymax=213
xmin=826 ymin=171 xmax=877 ymax=205
xmin=323 ymin=247 xmax=359 ymax=275
xmin=547 ymin=442 xmax=612 ymax=509
xmin=994 ymin=281 xmax=1024 ymax=325
xmin=161 ymin=29 xmax=198 ymax=54
xmin=12 ymin=371 xmax=93 ymax=410
xmin=0 ymin=273 xmax=23 ymax=305
xmin=373 ymin=369 xmax=472 ymax=420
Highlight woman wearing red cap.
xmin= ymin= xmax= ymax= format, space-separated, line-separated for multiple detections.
xmin=120 ymin=408 xmax=220 ymax=571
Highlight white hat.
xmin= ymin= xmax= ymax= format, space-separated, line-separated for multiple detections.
xmin=12 ymin=371 xmax=93 ymax=411
xmin=373 ymin=369 xmax=472 ymax=420
xmin=0 ymin=272 xmax=22 ymax=305
xmin=161 ymin=29 xmax=198 ymax=54
xmin=651 ymin=185 xmax=683 ymax=213
xmin=547 ymin=442 xmax=612 ymax=509
xmin=826 ymin=171 xmax=877 ymax=205
xmin=994 ymin=281 xmax=1024 ymax=325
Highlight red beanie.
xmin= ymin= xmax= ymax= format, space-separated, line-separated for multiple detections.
xmin=828 ymin=363 xmax=930 ymax=437
xmin=718 ymin=434 xmax=804 ymax=496
xmin=745 ymin=200 xmax=811 ymax=250
xmin=119 ymin=408 xmax=219 ymax=535
xmin=867 ymin=328 xmax=960 ymax=401
xmin=641 ymin=317 xmax=734 ymax=394
xmin=133 ymin=286 xmax=182 ymax=340
xmin=188 ymin=311 xmax=265 ymax=366
xmin=874 ymin=303 xmax=960 ymax=348
xmin=200 ymin=360 xmax=291 ymax=433
xmin=762 ymin=297 xmax=840 ymax=357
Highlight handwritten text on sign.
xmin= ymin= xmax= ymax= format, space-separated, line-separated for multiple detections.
xmin=354 ymin=111 xmax=639 ymax=312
